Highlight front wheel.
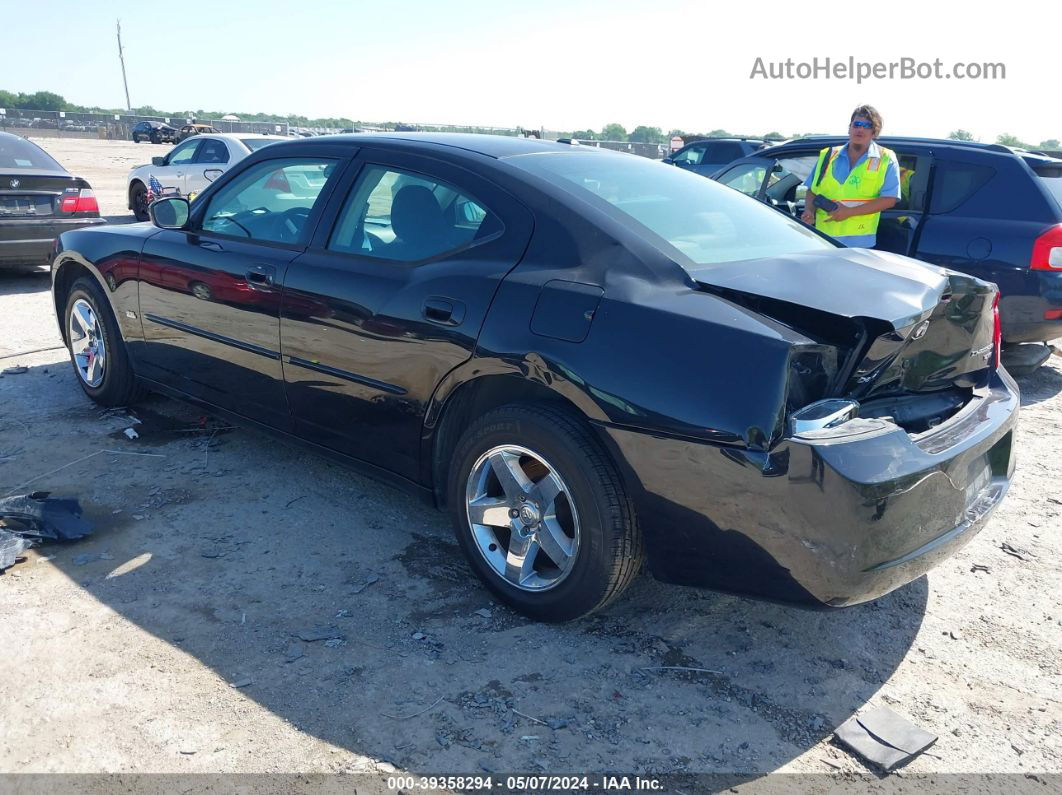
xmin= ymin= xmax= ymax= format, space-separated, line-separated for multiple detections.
xmin=64 ymin=277 xmax=145 ymax=407
xmin=447 ymin=404 xmax=643 ymax=621
xmin=130 ymin=182 xmax=149 ymax=221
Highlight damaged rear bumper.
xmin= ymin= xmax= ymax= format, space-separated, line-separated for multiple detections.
xmin=599 ymin=368 xmax=1020 ymax=607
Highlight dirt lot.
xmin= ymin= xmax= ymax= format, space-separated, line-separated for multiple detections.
xmin=1 ymin=137 xmax=1061 ymax=784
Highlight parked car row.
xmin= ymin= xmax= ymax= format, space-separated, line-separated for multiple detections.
xmin=51 ymin=133 xmax=1019 ymax=621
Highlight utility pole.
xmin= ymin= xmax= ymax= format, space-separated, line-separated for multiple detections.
xmin=116 ymin=19 xmax=131 ymax=112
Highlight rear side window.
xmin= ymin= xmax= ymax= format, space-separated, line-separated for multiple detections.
xmin=703 ymin=142 xmax=745 ymax=164
xmin=930 ymin=162 xmax=995 ymax=214
xmin=195 ymin=139 xmax=229 ymax=164
xmin=328 ymin=166 xmax=501 ymax=262
xmin=1034 ymin=167 xmax=1062 ymax=213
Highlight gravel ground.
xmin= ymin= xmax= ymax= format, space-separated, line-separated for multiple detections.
xmin=0 ymin=137 xmax=1060 ymax=784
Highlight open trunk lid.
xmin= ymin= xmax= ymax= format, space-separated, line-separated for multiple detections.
xmin=690 ymin=248 xmax=999 ymax=432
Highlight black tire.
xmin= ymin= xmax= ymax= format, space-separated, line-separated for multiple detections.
xmin=150 ymin=133 xmax=160 ymax=144
xmin=130 ymin=182 xmax=149 ymax=222
xmin=133 ymin=135 xmax=141 ymax=143
xmin=63 ymin=277 xmax=146 ymax=407
xmin=447 ymin=403 xmax=643 ymax=621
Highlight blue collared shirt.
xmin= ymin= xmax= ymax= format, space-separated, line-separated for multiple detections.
xmin=803 ymin=140 xmax=901 ymax=248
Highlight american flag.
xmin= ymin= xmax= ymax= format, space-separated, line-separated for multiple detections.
xmin=146 ymin=174 xmax=164 ymax=203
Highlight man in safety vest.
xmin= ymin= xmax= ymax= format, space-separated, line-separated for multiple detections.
xmin=800 ymin=105 xmax=901 ymax=247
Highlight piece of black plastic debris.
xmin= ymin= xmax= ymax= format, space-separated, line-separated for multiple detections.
xmin=0 ymin=493 xmax=95 ymax=571
xmin=0 ymin=492 xmax=95 ymax=541
xmin=2 ymin=365 xmax=28 ymax=375
xmin=834 ymin=706 xmax=937 ymax=771
xmin=297 ymin=626 xmax=343 ymax=642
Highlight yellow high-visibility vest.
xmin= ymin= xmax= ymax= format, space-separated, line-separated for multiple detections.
xmin=811 ymin=144 xmax=895 ymax=238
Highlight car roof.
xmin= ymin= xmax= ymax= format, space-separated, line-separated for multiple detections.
xmin=203 ymin=133 xmax=289 ymax=143
xmin=763 ymin=135 xmax=1059 ymax=159
xmin=312 ymin=132 xmax=591 ymax=159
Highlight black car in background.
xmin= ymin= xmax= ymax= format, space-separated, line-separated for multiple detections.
xmin=51 ymin=134 xmax=1016 ymax=620
xmin=131 ymin=121 xmax=177 ymax=144
xmin=714 ymin=136 xmax=1062 ymax=373
xmin=664 ymin=137 xmax=766 ymax=176
xmin=0 ymin=132 xmax=104 ymax=270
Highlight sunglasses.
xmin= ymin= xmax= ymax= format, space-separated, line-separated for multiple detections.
xmin=851 ymin=120 xmax=873 ymax=129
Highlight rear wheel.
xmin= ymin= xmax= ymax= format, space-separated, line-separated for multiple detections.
xmin=447 ymin=404 xmax=643 ymax=621
xmin=64 ymin=277 xmax=145 ymax=407
xmin=130 ymin=182 xmax=149 ymax=221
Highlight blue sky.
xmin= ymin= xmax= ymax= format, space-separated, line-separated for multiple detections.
xmin=4 ymin=0 xmax=1057 ymax=143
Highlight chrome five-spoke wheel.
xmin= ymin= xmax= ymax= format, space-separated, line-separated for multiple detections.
xmin=68 ymin=297 xmax=106 ymax=388
xmin=465 ymin=444 xmax=580 ymax=591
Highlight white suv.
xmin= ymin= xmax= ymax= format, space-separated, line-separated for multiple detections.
xmin=127 ymin=133 xmax=287 ymax=220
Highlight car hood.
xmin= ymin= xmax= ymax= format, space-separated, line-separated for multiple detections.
xmin=686 ymin=248 xmax=951 ymax=330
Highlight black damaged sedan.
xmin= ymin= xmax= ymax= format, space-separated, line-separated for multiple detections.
xmin=50 ymin=134 xmax=1018 ymax=620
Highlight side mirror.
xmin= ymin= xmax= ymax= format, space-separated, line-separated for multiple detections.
xmin=152 ymin=157 xmax=165 ymax=166
xmin=662 ymin=156 xmax=674 ymax=164
xmin=149 ymin=197 xmax=190 ymax=229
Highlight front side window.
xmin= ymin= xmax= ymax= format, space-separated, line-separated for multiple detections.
xmin=328 ymin=166 xmax=500 ymax=262
xmin=167 ymin=140 xmax=200 ymax=165
xmin=507 ymin=151 xmax=834 ymax=266
xmin=716 ymin=163 xmax=767 ymax=196
xmin=201 ymin=157 xmax=338 ymax=245
xmin=672 ymin=145 xmax=704 ymax=165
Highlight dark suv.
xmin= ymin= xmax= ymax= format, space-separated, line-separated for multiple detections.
xmin=664 ymin=138 xmax=767 ymax=176
xmin=713 ymin=137 xmax=1062 ymax=372
xmin=131 ymin=121 xmax=177 ymax=144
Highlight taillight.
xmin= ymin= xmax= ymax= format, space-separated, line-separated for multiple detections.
xmin=59 ymin=188 xmax=99 ymax=215
xmin=992 ymin=292 xmax=1001 ymax=370
xmin=1031 ymin=223 xmax=1062 ymax=270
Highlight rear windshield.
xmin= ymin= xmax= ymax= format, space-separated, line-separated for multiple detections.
xmin=507 ymin=151 xmax=834 ymax=266
xmin=0 ymin=135 xmax=63 ymax=171
xmin=241 ymin=138 xmax=282 ymax=152
xmin=1037 ymin=173 xmax=1062 ymax=213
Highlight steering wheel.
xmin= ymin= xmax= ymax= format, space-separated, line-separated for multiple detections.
xmin=275 ymin=207 xmax=311 ymax=243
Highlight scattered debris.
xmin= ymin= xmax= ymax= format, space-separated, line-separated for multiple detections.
xmin=324 ymin=638 xmax=345 ymax=648
xmin=72 ymin=553 xmax=97 ymax=566
xmin=0 ymin=492 xmax=95 ymax=572
xmin=285 ymin=495 xmax=307 ymax=509
xmin=123 ymin=428 xmax=139 ymax=440
xmin=834 ymin=705 xmax=937 ymax=772
xmin=350 ymin=574 xmax=380 ymax=594
xmin=200 ymin=546 xmax=225 ymax=559
xmin=3 ymin=448 xmax=164 ymax=498
xmin=1000 ymin=542 xmax=1033 ymax=561
xmin=640 ymin=666 xmax=723 ymax=675
xmin=297 ymin=626 xmax=343 ymax=642
xmin=512 ymin=708 xmax=548 ymax=727
xmin=412 ymin=632 xmax=426 ymax=640
xmin=381 ymin=696 xmax=444 ymax=720
xmin=970 ymin=564 xmax=991 ymax=574
xmin=178 ymin=748 xmax=197 ymax=755
xmin=520 ymin=735 xmax=540 ymax=741
xmin=474 ymin=608 xmax=492 ymax=619
xmin=228 ymin=678 xmax=252 ymax=689
xmin=1 ymin=366 xmax=28 ymax=375
xmin=283 ymin=644 xmax=305 ymax=663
